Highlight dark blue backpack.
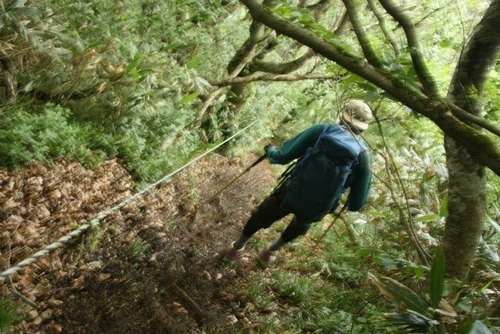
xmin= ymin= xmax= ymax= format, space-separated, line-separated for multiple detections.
xmin=282 ymin=124 xmax=367 ymax=221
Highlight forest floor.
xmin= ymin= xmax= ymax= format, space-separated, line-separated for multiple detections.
xmin=0 ymin=153 xmax=295 ymax=333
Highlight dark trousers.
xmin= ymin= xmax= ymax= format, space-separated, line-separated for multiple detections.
xmin=242 ymin=190 xmax=315 ymax=243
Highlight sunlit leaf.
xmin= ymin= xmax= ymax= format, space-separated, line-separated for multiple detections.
xmin=429 ymin=247 xmax=445 ymax=308
xmin=379 ymin=276 xmax=430 ymax=316
xmin=387 ymin=312 xmax=432 ymax=333
xmin=415 ymin=214 xmax=441 ymax=223
xmin=486 ymin=215 xmax=500 ymax=233
xmin=439 ymin=193 xmax=448 ymax=217
xmin=368 ymin=273 xmax=430 ymax=317
xmin=179 ymin=92 xmax=199 ymax=106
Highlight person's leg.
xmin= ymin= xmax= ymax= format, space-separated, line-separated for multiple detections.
xmin=277 ymin=216 xmax=313 ymax=247
xmin=258 ymin=215 xmax=314 ymax=264
xmin=235 ymin=191 xmax=291 ymax=248
xmin=223 ymin=192 xmax=291 ymax=260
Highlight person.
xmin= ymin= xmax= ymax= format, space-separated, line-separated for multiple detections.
xmin=221 ymin=99 xmax=373 ymax=265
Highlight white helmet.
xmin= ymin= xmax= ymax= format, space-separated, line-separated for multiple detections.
xmin=340 ymin=99 xmax=373 ymax=131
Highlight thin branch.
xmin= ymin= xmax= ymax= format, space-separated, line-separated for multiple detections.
xmin=226 ymin=20 xmax=270 ymax=74
xmin=251 ymin=49 xmax=315 ymax=73
xmin=363 ymin=109 xmax=430 ymax=265
xmin=8 ymin=277 xmax=38 ymax=308
xmin=212 ymin=73 xmax=342 ymax=86
xmin=334 ymin=10 xmax=350 ymax=35
xmin=341 ymin=0 xmax=382 ymax=68
xmin=251 ymin=0 xmax=333 ymax=74
xmin=195 ymin=18 xmax=271 ymax=125
xmin=378 ymin=0 xmax=439 ymax=97
xmin=5 ymin=227 xmax=38 ymax=308
xmin=367 ymin=0 xmax=400 ymax=58
xmin=192 ymin=87 xmax=226 ymax=127
xmin=446 ymin=102 xmax=500 ymax=137
xmin=415 ymin=6 xmax=444 ymax=28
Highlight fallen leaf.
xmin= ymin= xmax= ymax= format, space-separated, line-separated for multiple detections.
xmin=97 ymin=273 xmax=111 ymax=281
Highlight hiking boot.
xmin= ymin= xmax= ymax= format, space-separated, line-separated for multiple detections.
xmin=221 ymin=243 xmax=245 ymax=262
xmin=257 ymin=248 xmax=276 ymax=267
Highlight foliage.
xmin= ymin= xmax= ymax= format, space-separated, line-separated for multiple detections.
xmin=126 ymin=239 xmax=150 ymax=262
xmin=0 ymin=104 xmax=103 ymax=168
xmin=0 ymin=297 xmax=18 ymax=333
xmin=370 ymin=247 xmax=497 ymax=333
xmin=0 ymin=0 xmax=498 ymax=332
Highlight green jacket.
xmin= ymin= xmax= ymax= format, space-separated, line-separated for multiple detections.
xmin=267 ymin=124 xmax=372 ymax=213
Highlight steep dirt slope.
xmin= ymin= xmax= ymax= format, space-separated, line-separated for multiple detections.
xmin=1 ymin=154 xmax=278 ymax=333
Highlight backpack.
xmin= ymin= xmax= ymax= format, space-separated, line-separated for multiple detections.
xmin=280 ymin=124 xmax=366 ymax=221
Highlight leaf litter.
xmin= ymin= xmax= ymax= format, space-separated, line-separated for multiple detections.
xmin=0 ymin=154 xmax=277 ymax=333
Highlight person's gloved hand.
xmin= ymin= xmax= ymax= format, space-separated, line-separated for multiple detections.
xmin=264 ymin=144 xmax=273 ymax=154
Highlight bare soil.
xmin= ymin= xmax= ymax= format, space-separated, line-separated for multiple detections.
xmin=0 ymin=154 xmax=281 ymax=333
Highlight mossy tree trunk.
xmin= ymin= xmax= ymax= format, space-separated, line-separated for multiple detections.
xmin=442 ymin=0 xmax=500 ymax=278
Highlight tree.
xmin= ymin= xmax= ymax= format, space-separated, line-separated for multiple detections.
xmin=194 ymin=0 xmax=340 ymax=141
xmin=238 ymin=0 xmax=500 ymax=278
xmin=442 ymin=0 xmax=500 ymax=278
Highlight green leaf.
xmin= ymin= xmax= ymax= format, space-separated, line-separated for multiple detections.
xmin=457 ymin=320 xmax=493 ymax=334
xmin=271 ymin=4 xmax=293 ymax=19
xmin=429 ymin=247 xmax=445 ymax=309
xmin=439 ymin=193 xmax=448 ymax=217
xmin=486 ymin=215 xmax=500 ymax=233
xmin=370 ymin=273 xmax=430 ymax=317
xmin=415 ymin=214 xmax=441 ymax=223
xmin=187 ymin=53 xmax=203 ymax=69
xmin=179 ymin=92 xmax=199 ymax=106
xmin=387 ymin=312 xmax=432 ymax=333
xmin=126 ymin=53 xmax=143 ymax=72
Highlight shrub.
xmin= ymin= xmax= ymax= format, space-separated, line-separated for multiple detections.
xmin=0 ymin=104 xmax=102 ymax=168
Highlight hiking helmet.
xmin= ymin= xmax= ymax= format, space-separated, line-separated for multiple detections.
xmin=340 ymin=99 xmax=373 ymax=131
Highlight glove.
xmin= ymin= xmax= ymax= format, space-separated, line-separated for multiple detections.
xmin=264 ymin=144 xmax=273 ymax=154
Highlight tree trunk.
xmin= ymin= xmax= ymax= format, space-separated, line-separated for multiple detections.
xmin=442 ymin=138 xmax=486 ymax=278
xmin=442 ymin=0 xmax=500 ymax=278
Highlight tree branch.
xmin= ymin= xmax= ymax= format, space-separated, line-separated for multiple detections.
xmin=447 ymin=0 xmax=500 ymax=112
xmin=341 ymin=0 xmax=382 ymax=68
xmin=447 ymin=102 xmax=500 ymax=137
xmin=196 ymin=4 xmax=274 ymax=124
xmin=238 ymin=0 xmax=500 ymax=175
xmin=415 ymin=6 xmax=444 ymax=28
xmin=1 ymin=58 xmax=17 ymax=103
xmin=226 ymin=20 xmax=271 ymax=74
xmin=211 ymin=73 xmax=342 ymax=86
xmin=250 ymin=0 xmax=333 ymax=74
xmin=367 ymin=0 xmax=400 ymax=58
xmin=334 ymin=10 xmax=350 ymax=35
xmin=378 ymin=0 xmax=439 ymax=97
xmin=251 ymin=49 xmax=315 ymax=73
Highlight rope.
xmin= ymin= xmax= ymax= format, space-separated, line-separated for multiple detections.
xmin=0 ymin=120 xmax=258 ymax=282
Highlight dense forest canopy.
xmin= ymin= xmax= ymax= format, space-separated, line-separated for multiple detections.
xmin=0 ymin=0 xmax=499 ymax=333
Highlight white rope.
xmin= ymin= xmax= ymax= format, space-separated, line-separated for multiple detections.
xmin=0 ymin=120 xmax=258 ymax=282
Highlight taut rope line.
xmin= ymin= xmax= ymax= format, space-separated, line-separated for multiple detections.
xmin=0 ymin=120 xmax=258 ymax=282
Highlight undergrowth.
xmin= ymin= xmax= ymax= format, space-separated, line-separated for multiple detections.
xmin=241 ymin=216 xmax=499 ymax=333
xmin=242 ymin=224 xmax=399 ymax=333
xmin=0 ymin=297 xmax=18 ymax=333
xmin=0 ymin=103 xmax=206 ymax=182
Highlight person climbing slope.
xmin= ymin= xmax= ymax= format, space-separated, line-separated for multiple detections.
xmin=222 ymin=99 xmax=373 ymax=266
